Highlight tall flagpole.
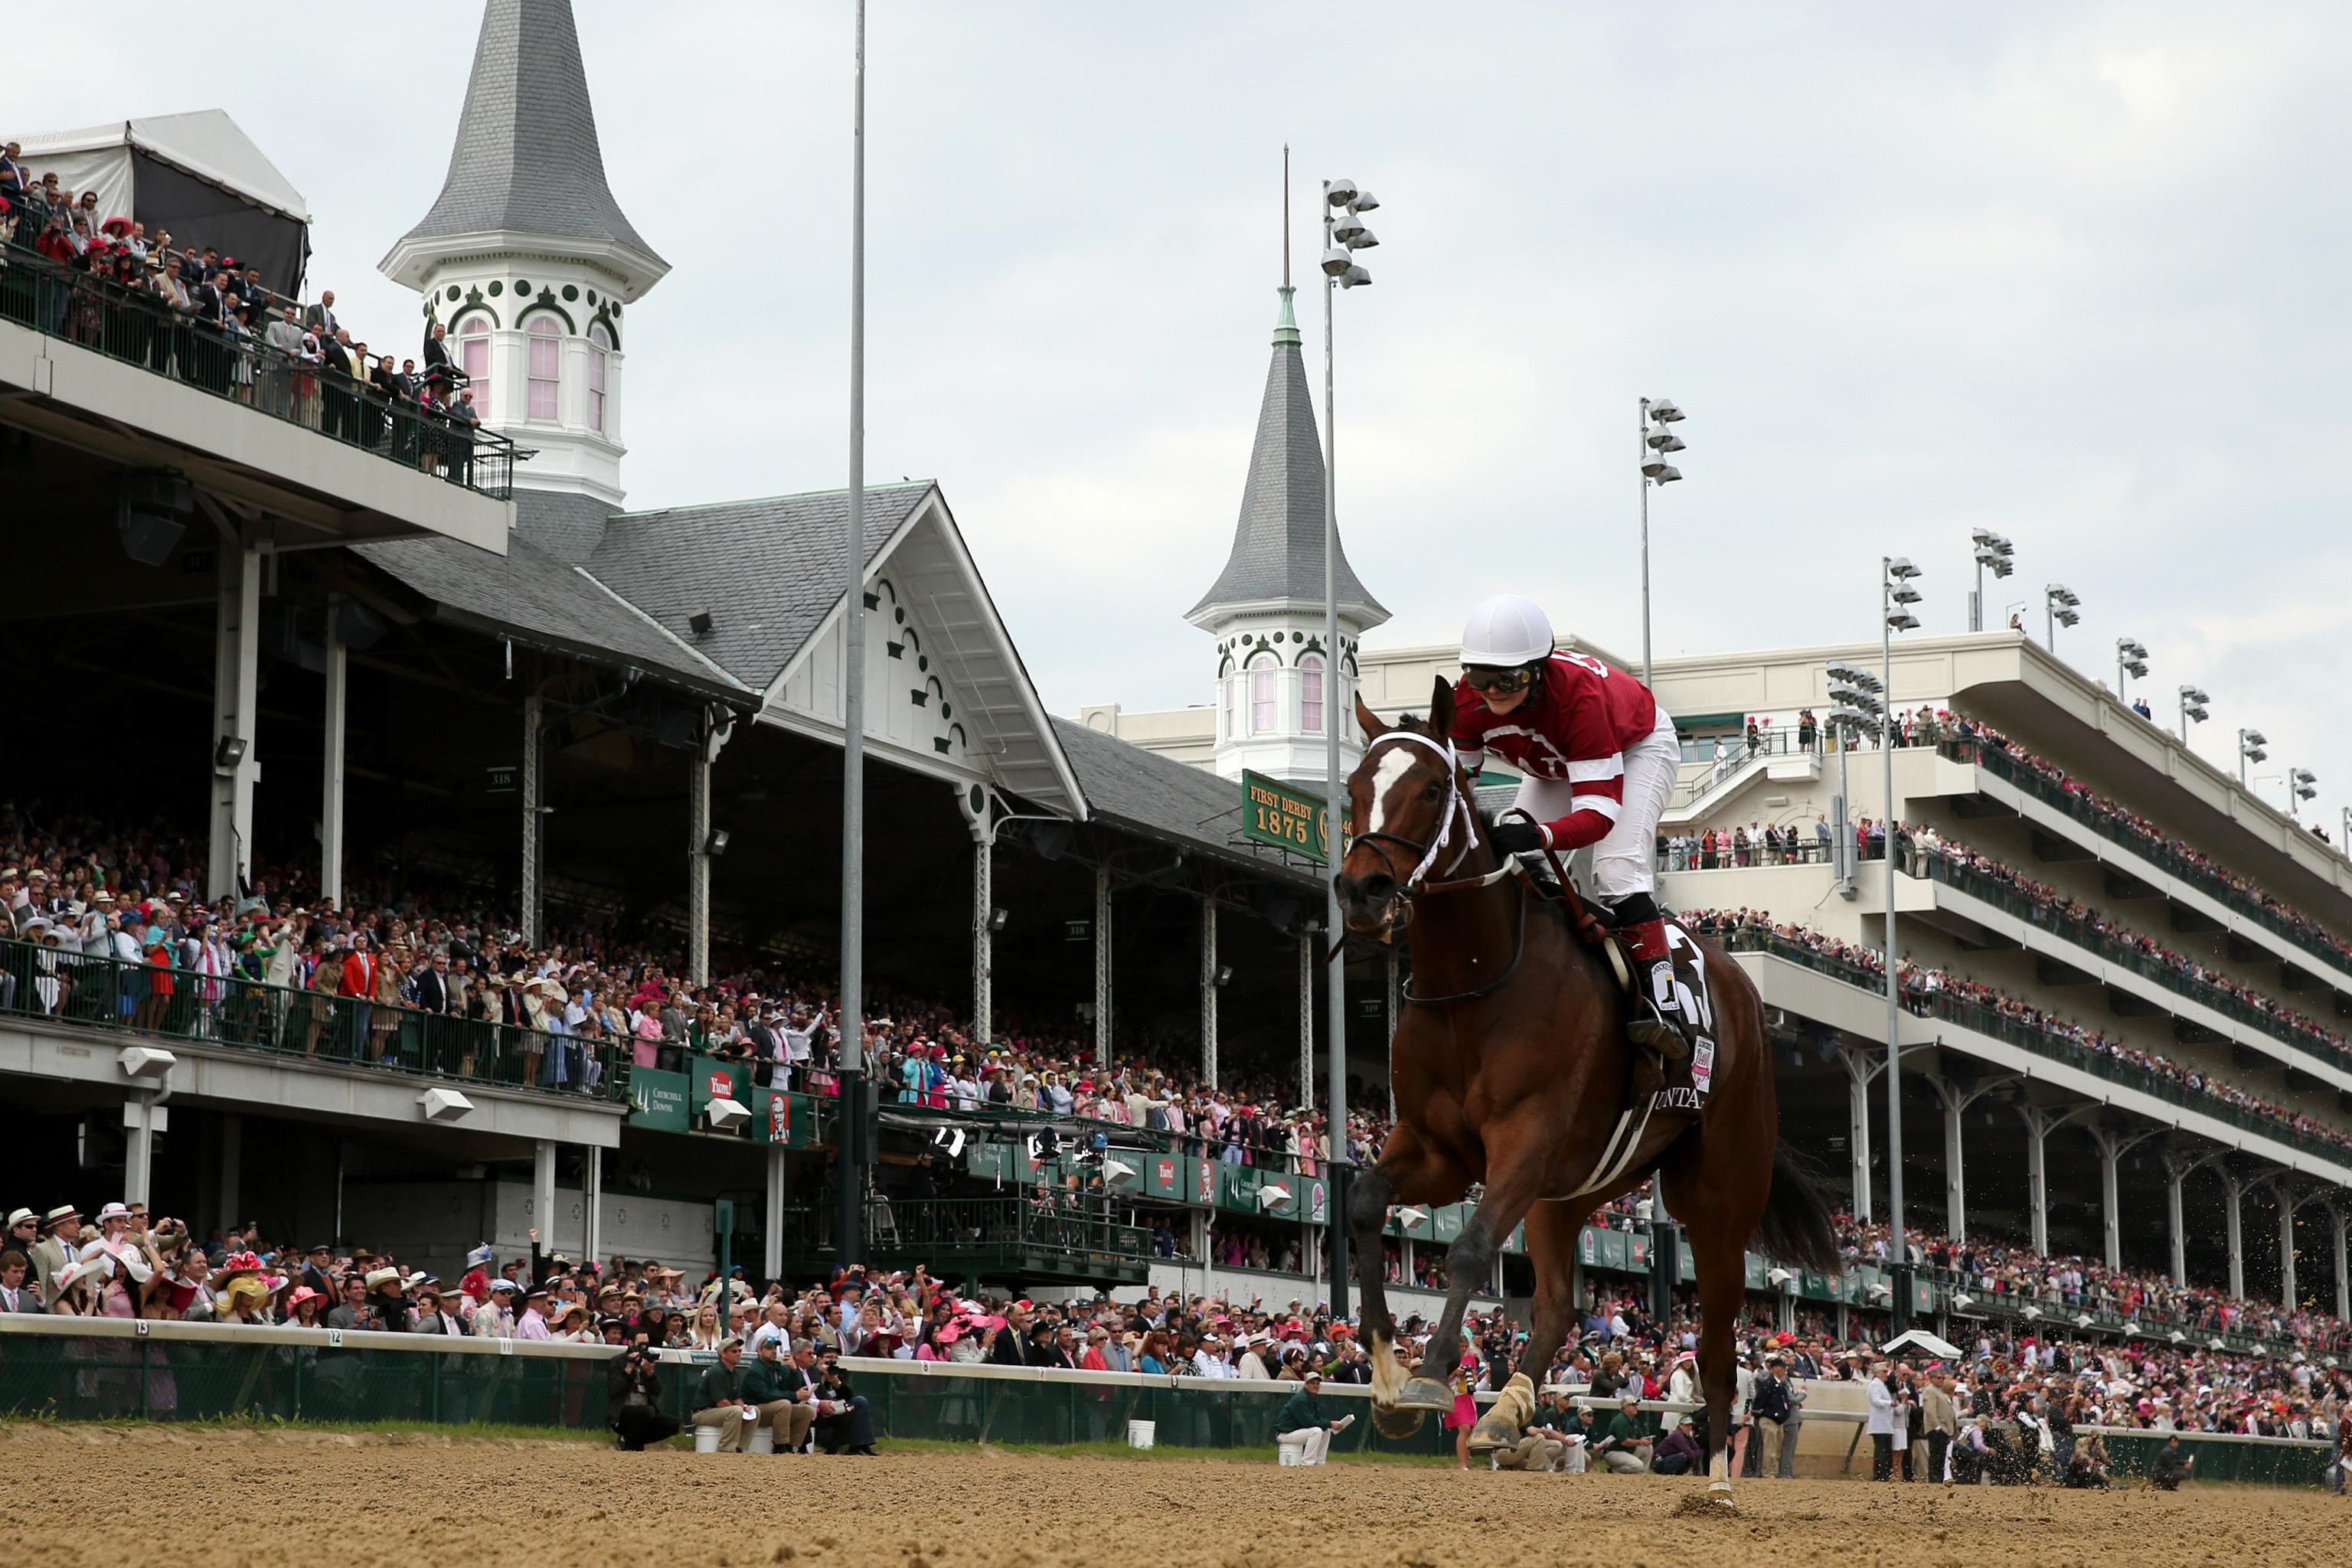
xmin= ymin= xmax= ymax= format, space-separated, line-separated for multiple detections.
xmin=836 ymin=0 xmax=869 ymax=1266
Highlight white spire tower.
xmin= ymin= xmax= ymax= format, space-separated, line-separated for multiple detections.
xmin=1187 ymin=278 xmax=1388 ymax=782
xmin=379 ymin=0 xmax=668 ymax=511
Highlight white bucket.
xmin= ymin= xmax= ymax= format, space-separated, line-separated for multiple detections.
xmin=1277 ymin=1439 xmax=1307 ymax=1466
xmin=747 ymin=1425 xmax=776 ymax=1455
xmin=1127 ymin=1419 xmax=1156 ymax=1450
xmin=694 ymin=1424 xmax=724 ymax=1455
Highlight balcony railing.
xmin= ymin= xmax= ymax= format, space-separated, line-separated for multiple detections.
xmin=0 ymin=249 xmax=514 ymax=500
xmin=1717 ymin=924 xmax=2352 ymax=1168
xmin=0 ymin=936 xmax=626 ymax=1102
xmin=776 ymin=1195 xmax=1152 ymax=1282
xmin=1912 ymin=853 xmax=2352 ymax=1075
xmin=1946 ymin=737 xmax=2352 ymax=986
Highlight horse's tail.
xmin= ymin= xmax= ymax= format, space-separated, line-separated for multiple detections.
xmin=1756 ymin=1139 xmax=1839 ymax=1272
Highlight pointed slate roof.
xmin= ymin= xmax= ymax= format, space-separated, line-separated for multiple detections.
xmin=396 ymin=0 xmax=662 ymax=270
xmin=1186 ymin=287 xmax=1387 ymax=628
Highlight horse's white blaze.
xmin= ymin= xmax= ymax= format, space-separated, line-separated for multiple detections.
xmin=1364 ymin=744 xmax=1417 ymax=841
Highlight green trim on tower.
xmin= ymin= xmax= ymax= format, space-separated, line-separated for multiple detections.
xmin=1272 ymin=284 xmax=1301 ymax=348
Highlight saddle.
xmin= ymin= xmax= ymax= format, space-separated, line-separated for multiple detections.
xmin=1503 ymin=828 xmax=1712 ymax=1121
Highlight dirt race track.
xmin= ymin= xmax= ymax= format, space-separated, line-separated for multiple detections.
xmin=5 ymin=1426 xmax=2344 ymax=1566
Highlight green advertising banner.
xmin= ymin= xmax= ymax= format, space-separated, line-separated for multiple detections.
xmin=625 ymin=1067 xmax=691 ymax=1132
xmin=691 ymin=1061 xmax=750 ymax=1114
xmin=1240 ymin=770 xmax=1348 ymax=863
xmin=753 ymin=1089 xmax=814 ymax=1148
xmin=1145 ymin=1153 xmax=1184 ymax=1200
xmin=1432 ymin=1204 xmax=1464 ymax=1243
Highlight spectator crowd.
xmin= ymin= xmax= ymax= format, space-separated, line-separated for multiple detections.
xmin=1682 ymin=907 xmax=2352 ymax=1163
xmin=0 ymin=139 xmax=487 ymax=482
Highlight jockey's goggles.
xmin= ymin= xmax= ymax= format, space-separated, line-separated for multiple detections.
xmin=1462 ymin=665 xmax=1537 ymax=694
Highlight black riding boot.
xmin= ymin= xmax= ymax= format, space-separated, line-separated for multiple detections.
xmin=1626 ymin=955 xmax=1695 ymax=1061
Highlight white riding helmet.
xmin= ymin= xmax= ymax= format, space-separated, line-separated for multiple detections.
xmin=1459 ymin=594 xmax=1555 ymax=668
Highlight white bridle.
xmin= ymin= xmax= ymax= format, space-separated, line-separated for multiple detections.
xmin=1358 ymin=730 xmax=1481 ymax=890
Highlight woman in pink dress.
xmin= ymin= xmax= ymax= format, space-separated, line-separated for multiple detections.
xmin=1445 ymin=1350 xmax=1480 ymax=1469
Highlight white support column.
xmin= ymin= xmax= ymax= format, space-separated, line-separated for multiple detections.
xmin=1200 ymin=897 xmax=1218 ymax=1089
xmin=2221 ymin=1170 xmax=2246 ymax=1301
xmin=2086 ymin=1125 xmax=2156 ymax=1272
xmin=583 ymin=1144 xmax=603 ymax=1270
xmin=207 ymin=535 xmax=263 ymax=902
xmin=971 ymin=825 xmax=995 ymax=1041
xmin=2164 ymin=1155 xmax=2190 ymax=1288
xmin=1093 ymin=865 xmax=1112 ymax=1070
xmin=2331 ymin=1208 xmax=2349 ymax=1322
xmin=764 ymin=1145 xmax=789 ymax=1280
xmin=2275 ymin=1186 xmax=2298 ymax=1310
xmin=122 ymin=1094 xmax=158 ymax=1210
xmin=319 ymin=596 xmax=347 ymax=905
xmin=688 ymin=728 xmax=713 ymax=987
xmin=2014 ymin=1103 xmax=2089 ymax=1259
xmin=533 ymin=1139 xmax=557 ymax=1240
xmin=1942 ymin=1088 xmax=1966 ymax=1241
xmin=218 ymin=1114 xmax=242 ymax=1231
xmin=1839 ymin=1047 xmax=1879 ymax=1224
xmin=1923 ymin=1074 xmax=2012 ymax=1244
xmin=1298 ymin=934 xmax=1314 ymax=1106
xmin=520 ymin=690 xmax=543 ymax=946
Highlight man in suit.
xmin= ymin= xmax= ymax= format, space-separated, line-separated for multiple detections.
xmin=2 ymin=1247 xmax=44 ymax=1312
xmin=411 ymin=950 xmax=452 ymax=1015
xmin=1919 ymin=1370 xmax=1960 ymax=1484
xmin=30 ymin=1204 xmax=81 ymax=1299
xmin=318 ymin=328 xmax=354 ymax=440
xmin=262 ymin=303 xmax=304 ymax=416
xmin=341 ymin=933 xmax=377 ymax=1054
xmin=302 ymin=289 xmax=338 ymax=338
xmin=6 ymin=1208 xmax=41 ymax=1266
xmin=988 ymin=1303 xmax=1037 ymax=1365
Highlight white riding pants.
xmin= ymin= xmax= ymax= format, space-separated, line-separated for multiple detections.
xmin=1279 ymin=1426 xmax=1332 ymax=1465
xmin=1511 ymin=707 xmax=1681 ymax=902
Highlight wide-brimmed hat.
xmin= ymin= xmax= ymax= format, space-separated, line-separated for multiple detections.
xmin=363 ymin=1266 xmax=401 ymax=1289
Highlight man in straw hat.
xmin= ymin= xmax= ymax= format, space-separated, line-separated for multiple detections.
xmin=31 ymin=1204 xmax=82 ymax=1298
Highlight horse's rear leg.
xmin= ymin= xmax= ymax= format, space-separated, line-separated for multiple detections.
xmin=1671 ymin=1185 xmax=1763 ymax=1505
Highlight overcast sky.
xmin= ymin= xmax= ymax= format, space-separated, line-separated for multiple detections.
xmin=24 ymin=2 xmax=2352 ymax=836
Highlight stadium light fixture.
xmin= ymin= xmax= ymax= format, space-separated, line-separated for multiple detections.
xmin=1318 ymin=164 xmax=1390 ymax=1323
xmin=1638 ymin=396 xmax=1690 ymax=688
xmin=1968 ymin=529 xmax=2015 ymax=630
xmin=1879 ymin=551 xmax=1926 ymax=1328
xmin=2289 ymin=766 xmax=2318 ymax=817
xmin=2177 ymin=684 xmax=2210 ymax=743
xmin=2043 ymin=583 xmax=2081 ymax=648
xmin=2239 ymin=727 xmax=2268 ymax=788
xmin=2115 ymin=637 xmax=2149 ymax=703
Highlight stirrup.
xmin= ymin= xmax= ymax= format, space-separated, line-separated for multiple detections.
xmin=1628 ymin=1002 xmax=1692 ymax=1061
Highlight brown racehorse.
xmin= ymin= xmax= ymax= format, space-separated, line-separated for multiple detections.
xmin=1334 ymin=682 xmax=1836 ymax=1501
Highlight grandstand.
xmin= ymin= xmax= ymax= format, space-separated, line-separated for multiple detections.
xmin=8 ymin=0 xmax=2348 ymax=1386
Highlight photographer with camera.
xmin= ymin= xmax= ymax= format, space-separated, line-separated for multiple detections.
xmin=608 ymin=1329 xmax=681 ymax=1451
xmin=812 ymin=1345 xmax=878 ymax=1455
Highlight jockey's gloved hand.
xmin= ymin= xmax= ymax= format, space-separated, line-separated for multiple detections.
xmin=1488 ymin=821 xmax=1548 ymax=858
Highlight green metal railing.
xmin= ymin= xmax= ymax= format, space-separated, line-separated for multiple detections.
xmin=0 ymin=936 xmax=627 ymax=1102
xmin=1720 ymin=925 xmax=2352 ymax=1170
xmin=0 ymin=246 xmax=514 ymax=499
xmin=778 ymin=1197 xmax=1153 ymax=1283
xmin=1915 ymin=854 xmax=2352 ymax=1073
xmin=2 ymin=1320 xmax=2330 ymax=1481
xmin=0 ymin=1319 xmax=1454 ymax=1459
xmin=1948 ymin=737 xmax=2352 ymax=986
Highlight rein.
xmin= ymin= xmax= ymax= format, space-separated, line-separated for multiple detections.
xmin=1342 ymin=731 xmax=1608 ymax=1000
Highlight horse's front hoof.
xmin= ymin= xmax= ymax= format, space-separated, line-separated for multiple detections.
xmin=1465 ymin=1410 xmax=1521 ymax=1454
xmin=1393 ymin=1377 xmax=1455 ymax=1413
xmin=1370 ymin=1404 xmax=1428 ymax=1440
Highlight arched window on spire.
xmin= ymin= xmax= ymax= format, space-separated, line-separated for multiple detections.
xmin=1248 ymin=651 xmax=1279 ymax=736
xmin=587 ymin=322 xmax=611 ymax=433
xmin=1299 ymin=653 xmax=1325 ymax=735
xmin=1222 ymin=667 xmax=1236 ymax=743
xmin=454 ymin=313 xmax=492 ymax=416
xmin=525 ymin=315 xmax=561 ymax=421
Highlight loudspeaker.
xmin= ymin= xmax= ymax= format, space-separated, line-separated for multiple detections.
xmin=116 ymin=474 xmax=194 ymax=567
